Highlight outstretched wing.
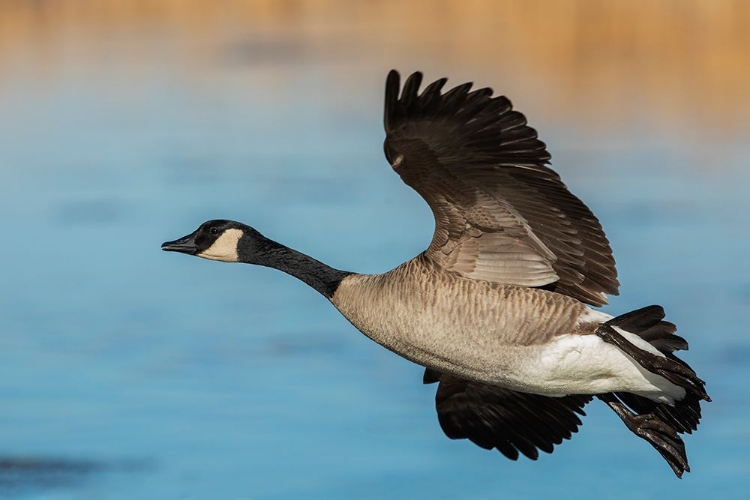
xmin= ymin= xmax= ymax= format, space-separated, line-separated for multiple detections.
xmin=424 ymin=369 xmax=592 ymax=460
xmin=384 ymin=70 xmax=618 ymax=306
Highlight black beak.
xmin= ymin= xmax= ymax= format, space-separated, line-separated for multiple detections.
xmin=161 ymin=231 xmax=199 ymax=255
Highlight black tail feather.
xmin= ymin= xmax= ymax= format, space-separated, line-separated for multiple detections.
xmin=614 ymin=391 xmax=702 ymax=434
xmin=598 ymin=393 xmax=691 ymax=478
xmin=606 ymin=305 xmax=686 ymax=353
xmin=598 ymin=305 xmax=709 ymax=477
xmin=602 ymin=306 xmax=710 ymax=404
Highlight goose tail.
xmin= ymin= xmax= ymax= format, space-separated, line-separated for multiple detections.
xmin=604 ymin=305 xmax=710 ymax=415
xmin=596 ymin=306 xmax=709 ymax=477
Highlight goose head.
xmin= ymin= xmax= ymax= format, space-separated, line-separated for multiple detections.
xmin=161 ymin=220 xmax=267 ymax=263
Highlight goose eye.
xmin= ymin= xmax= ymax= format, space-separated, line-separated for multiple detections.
xmin=210 ymin=227 xmax=219 ymax=235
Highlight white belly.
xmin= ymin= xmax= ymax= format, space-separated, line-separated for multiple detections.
xmin=499 ymin=333 xmax=684 ymax=403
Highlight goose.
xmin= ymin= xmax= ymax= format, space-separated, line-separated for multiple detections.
xmin=162 ymin=70 xmax=709 ymax=477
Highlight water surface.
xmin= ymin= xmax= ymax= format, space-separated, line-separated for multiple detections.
xmin=0 ymin=2 xmax=748 ymax=499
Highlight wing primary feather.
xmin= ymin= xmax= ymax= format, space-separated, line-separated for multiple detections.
xmin=384 ymin=69 xmax=401 ymax=133
xmin=440 ymin=82 xmax=475 ymax=114
xmin=400 ymin=71 xmax=424 ymax=111
xmin=419 ymin=78 xmax=449 ymax=114
xmin=430 ymin=371 xmax=591 ymax=462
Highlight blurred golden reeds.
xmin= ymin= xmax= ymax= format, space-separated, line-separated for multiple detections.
xmin=1 ymin=0 xmax=748 ymax=134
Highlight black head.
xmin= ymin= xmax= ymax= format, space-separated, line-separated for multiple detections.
xmin=161 ymin=220 xmax=260 ymax=262
xmin=163 ymin=219 xmax=351 ymax=297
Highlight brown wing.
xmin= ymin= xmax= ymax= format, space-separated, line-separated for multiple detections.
xmin=423 ymin=369 xmax=591 ymax=460
xmin=384 ymin=70 xmax=618 ymax=306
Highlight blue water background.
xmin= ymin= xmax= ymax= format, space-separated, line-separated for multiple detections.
xmin=0 ymin=13 xmax=749 ymax=500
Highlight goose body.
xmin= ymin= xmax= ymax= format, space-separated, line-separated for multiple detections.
xmin=162 ymin=70 xmax=708 ymax=477
xmin=332 ymin=258 xmax=679 ymax=403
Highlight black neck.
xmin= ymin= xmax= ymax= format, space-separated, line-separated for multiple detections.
xmin=240 ymin=236 xmax=351 ymax=299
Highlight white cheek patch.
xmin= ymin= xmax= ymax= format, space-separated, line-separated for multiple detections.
xmin=198 ymin=228 xmax=242 ymax=262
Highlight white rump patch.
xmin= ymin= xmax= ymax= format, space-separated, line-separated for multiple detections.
xmin=577 ymin=307 xmax=614 ymax=325
xmin=559 ymin=307 xmax=684 ymax=403
xmin=577 ymin=308 xmax=668 ymax=359
xmin=530 ymin=333 xmax=684 ymax=403
xmin=198 ymin=228 xmax=242 ymax=262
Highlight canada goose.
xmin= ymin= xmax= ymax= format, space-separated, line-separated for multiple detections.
xmin=162 ymin=70 xmax=709 ymax=477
